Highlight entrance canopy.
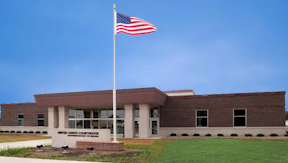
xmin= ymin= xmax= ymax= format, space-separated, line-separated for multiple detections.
xmin=33 ymin=87 xmax=167 ymax=107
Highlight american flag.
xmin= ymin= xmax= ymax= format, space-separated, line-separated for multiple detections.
xmin=116 ymin=13 xmax=157 ymax=35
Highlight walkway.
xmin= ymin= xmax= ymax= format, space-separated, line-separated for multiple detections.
xmin=0 ymin=139 xmax=52 ymax=149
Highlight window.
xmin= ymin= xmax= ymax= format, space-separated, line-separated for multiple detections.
xmin=234 ymin=109 xmax=246 ymax=127
xmin=18 ymin=114 xmax=24 ymax=126
xmin=38 ymin=114 xmax=44 ymax=126
xmin=150 ymin=107 xmax=159 ymax=118
xmin=68 ymin=108 xmax=125 ymax=134
xmin=196 ymin=110 xmax=208 ymax=127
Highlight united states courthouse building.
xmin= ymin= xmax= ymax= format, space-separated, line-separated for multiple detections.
xmin=0 ymin=87 xmax=286 ymax=141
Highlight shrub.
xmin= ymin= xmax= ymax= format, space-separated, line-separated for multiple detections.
xmin=230 ymin=133 xmax=238 ymax=137
xmin=28 ymin=131 xmax=34 ymax=134
xmin=270 ymin=133 xmax=278 ymax=137
xmin=285 ymin=133 xmax=288 ymax=137
xmin=257 ymin=133 xmax=264 ymax=137
xmin=170 ymin=133 xmax=177 ymax=136
xmin=217 ymin=134 xmax=224 ymax=137
xmin=205 ymin=134 xmax=211 ymax=137
xmin=0 ymin=131 xmax=3 ymax=133
xmin=193 ymin=133 xmax=200 ymax=136
xmin=4 ymin=131 xmax=9 ymax=133
xmin=35 ymin=131 xmax=41 ymax=134
xmin=245 ymin=134 xmax=252 ymax=137
xmin=182 ymin=133 xmax=189 ymax=136
xmin=23 ymin=131 xmax=28 ymax=133
xmin=42 ymin=131 xmax=48 ymax=134
xmin=16 ymin=131 xmax=21 ymax=133
xmin=10 ymin=131 xmax=15 ymax=133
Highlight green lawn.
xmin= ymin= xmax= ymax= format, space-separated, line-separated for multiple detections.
xmin=154 ymin=139 xmax=288 ymax=163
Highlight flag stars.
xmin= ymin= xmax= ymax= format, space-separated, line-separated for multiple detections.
xmin=117 ymin=13 xmax=132 ymax=24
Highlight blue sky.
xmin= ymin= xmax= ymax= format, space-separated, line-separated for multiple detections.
xmin=0 ymin=0 xmax=287 ymax=112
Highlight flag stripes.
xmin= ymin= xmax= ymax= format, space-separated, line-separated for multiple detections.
xmin=116 ymin=13 xmax=157 ymax=35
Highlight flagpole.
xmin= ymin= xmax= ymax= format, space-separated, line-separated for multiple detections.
xmin=113 ymin=4 xmax=117 ymax=142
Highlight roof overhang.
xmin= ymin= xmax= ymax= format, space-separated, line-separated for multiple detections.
xmin=33 ymin=87 xmax=167 ymax=107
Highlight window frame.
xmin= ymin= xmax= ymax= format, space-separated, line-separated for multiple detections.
xmin=195 ymin=110 xmax=208 ymax=127
xmin=37 ymin=113 xmax=44 ymax=126
xmin=18 ymin=113 xmax=24 ymax=127
xmin=233 ymin=109 xmax=247 ymax=127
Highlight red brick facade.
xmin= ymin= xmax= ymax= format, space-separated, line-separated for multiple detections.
xmin=1 ymin=103 xmax=48 ymax=127
xmin=160 ymin=92 xmax=285 ymax=127
xmin=0 ymin=91 xmax=286 ymax=128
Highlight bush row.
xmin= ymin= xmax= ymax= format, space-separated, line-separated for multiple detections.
xmin=0 ymin=130 xmax=48 ymax=134
xmin=170 ymin=133 xmax=283 ymax=137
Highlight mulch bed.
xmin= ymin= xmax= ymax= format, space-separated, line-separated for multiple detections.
xmin=162 ymin=136 xmax=288 ymax=140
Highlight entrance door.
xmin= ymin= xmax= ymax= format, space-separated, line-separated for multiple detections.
xmin=150 ymin=119 xmax=159 ymax=136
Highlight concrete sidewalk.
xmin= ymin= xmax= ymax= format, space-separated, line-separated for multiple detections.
xmin=0 ymin=139 xmax=52 ymax=149
xmin=0 ymin=156 xmax=106 ymax=163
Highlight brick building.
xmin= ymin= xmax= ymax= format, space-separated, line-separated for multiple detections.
xmin=0 ymin=87 xmax=286 ymax=137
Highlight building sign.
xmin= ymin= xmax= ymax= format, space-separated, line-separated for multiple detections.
xmin=58 ymin=131 xmax=99 ymax=137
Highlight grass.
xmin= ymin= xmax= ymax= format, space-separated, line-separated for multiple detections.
xmin=0 ymin=146 xmax=33 ymax=157
xmin=0 ymin=134 xmax=51 ymax=143
xmin=153 ymin=139 xmax=288 ymax=163
xmin=2 ymin=138 xmax=288 ymax=162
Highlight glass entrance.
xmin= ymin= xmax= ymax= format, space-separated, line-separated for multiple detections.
xmin=150 ymin=119 xmax=159 ymax=136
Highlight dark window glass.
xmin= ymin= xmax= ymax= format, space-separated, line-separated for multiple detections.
xmin=92 ymin=120 xmax=98 ymax=129
xmin=38 ymin=120 xmax=44 ymax=126
xmin=18 ymin=114 xmax=24 ymax=118
xmin=234 ymin=117 xmax=246 ymax=126
xmin=197 ymin=118 xmax=207 ymax=127
xmin=84 ymin=120 xmax=91 ymax=128
xmin=150 ymin=108 xmax=159 ymax=118
xmin=38 ymin=114 xmax=44 ymax=118
xmin=234 ymin=110 xmax=245 ymax=116
xmin=197 ymin=111 xmax=207 ymax=116
xmin=117 ymin=120 xmax=124 ymax=134
xmin=69 ymin=120 xmax=75 ymax=128
xmin=84 ymin=110 xmax=91 ymax=118
xmin=135 ymin=121 xmax=139 ymax=134
xmin=18 ymin=120 xmax=24 ymax=126
xmin=92 ymin=109 xmax=99 ymax=118
xmin=76 ymin=120 xmax=83 ymax=128
xmin=100 ymin=120 xmax=107 ymax=129
xmin=108 ymin=120 xmax=113 ymax=134
xmin=69 ymin=109 xmax=76 ymax=118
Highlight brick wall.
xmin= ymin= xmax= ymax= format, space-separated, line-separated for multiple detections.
xmin=0 ymin=103 xmax=48 ymax=127
xmin=160 ymin=92 xmax=285 ymax=127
